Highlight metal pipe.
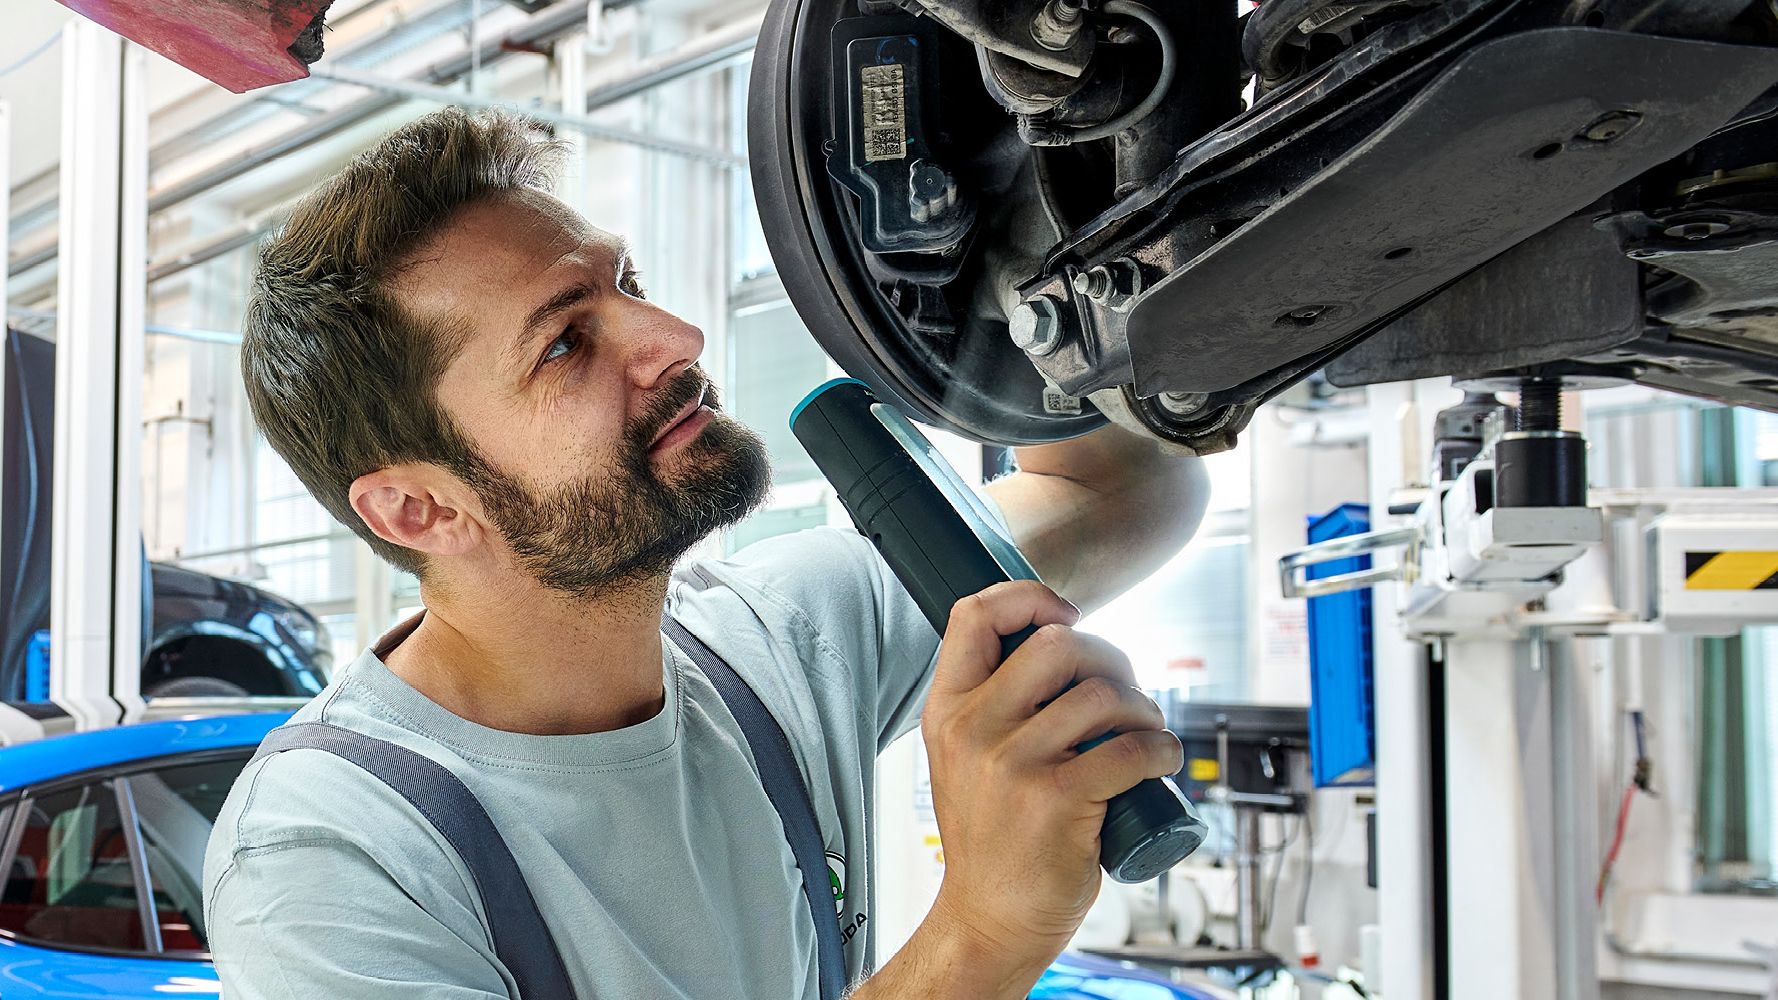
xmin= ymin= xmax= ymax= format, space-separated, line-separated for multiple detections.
xmin=13 ymin=6 xmax=768 ymax=284
xmin=145 ymin=222 xmax=268 ymax=283
xmin=1234 ymin=806 xmax=1263 ymax=950
xmin=9 ymin=0 xmax=476 ymax=238
xmin=581 ymin=12 xmax=762 ymax=108
xmin=173 ymin=529 xmax=352 ymax=563
xmin=310 ymin=64 xmax=746 ymax=167
xmin=9 ymin=0 xmax=597 ymax=281
xmin=11 ymin=0 xmax=760 ymax=281
xmin=133 ymin=18 xmax=763 ymax=286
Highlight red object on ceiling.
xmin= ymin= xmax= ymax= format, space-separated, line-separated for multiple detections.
xmin=53 ymin=0 xmax=333 ymax=94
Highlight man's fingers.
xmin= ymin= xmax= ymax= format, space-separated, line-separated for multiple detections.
xmin=1054 ymin=730 xmax=1184 ymax=804
xmin=1015 ymin=677 xmax=1164 ymax=757
xmin=976 ymin=627 xmax=1136 ymax=720
xmin=930 ymin=580 xmax=1079 ymax=696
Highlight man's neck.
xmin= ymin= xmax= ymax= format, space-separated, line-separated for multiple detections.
xmin=381 ymin=573 xmax=672 ymax=736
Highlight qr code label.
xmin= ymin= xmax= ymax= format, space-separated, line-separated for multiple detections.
xmin=1043 ymin=389 xmax=1083 ymax=414
xmin=860 ymin=64 xmax=907 ymax=162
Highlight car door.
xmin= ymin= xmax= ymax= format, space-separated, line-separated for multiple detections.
xmin=0 ymin=751 xmax=252 ymax=998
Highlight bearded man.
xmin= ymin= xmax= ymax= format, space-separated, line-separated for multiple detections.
xmin=203 ymin=107 xmax=1209 ymax=999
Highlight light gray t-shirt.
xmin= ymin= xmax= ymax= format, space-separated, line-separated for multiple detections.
xmin=202 ymin=526 xmax=942 ymax=999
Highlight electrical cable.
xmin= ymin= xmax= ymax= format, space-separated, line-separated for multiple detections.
xmin=1296 ymin=804 xmax=1315 ymax=926
xmin=1597 ymin=783 xmax=1636 ymax=904
xmin=1259 ymin=813 xmax=1303 ymax=930
xmin=1597 ymin=710 xmax=1655 ymax=904
xmin=0 ymin=32 xmax=60 ymax=79
xmin=1063 ymin=0 xmax=1177 ymax=143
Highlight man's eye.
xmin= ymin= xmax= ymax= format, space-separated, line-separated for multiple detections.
xmin=620 ymin=270 xmax=647 ymax=299
xmin=543 ymin=328 xmax=580 ymax=363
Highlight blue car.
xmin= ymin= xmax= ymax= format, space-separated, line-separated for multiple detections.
xmin=0 ymin=715 xmax=1216 ymax=998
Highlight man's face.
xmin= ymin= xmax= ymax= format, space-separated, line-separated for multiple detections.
xmin=395 ymin=189 xmax=769 ymax=596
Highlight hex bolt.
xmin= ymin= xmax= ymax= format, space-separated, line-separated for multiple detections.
xmin=1010 ymin=295 xmax=1066 ymax=356
xmin=1579 ymin=110 xmax=1642 ymax=143
xmin=1516 ymin=378 xmax=1562 ymax=432
xmin=1159 ymin=391 xmax=1209 ymax=415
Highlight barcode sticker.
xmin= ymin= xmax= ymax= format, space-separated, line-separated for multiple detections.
xmin=860 ymin=63 xmax=907 ymax=162
xmin=1043 ymin=388 xmax=1083 ymax=414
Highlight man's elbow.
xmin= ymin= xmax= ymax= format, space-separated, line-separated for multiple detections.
xmin=1136 ymin=454 xmax=1211 ymax=557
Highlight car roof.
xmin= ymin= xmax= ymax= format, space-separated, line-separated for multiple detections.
xmin=0 ymin=713 xmax=292 ymax=794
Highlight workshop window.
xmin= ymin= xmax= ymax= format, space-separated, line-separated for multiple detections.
xmin=0 ymin=781 xmax=147 ymax=951
xmin=728 ymin=296 xmax=828 ymax=488
xmin=722 ymin=280 xmax=838 ymax=553
xmin=132 ymin=756 xmax=254 ymax=952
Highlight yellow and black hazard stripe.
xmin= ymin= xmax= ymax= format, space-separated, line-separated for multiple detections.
xmin=1684 ymin=551 xmax=1778 ymax=590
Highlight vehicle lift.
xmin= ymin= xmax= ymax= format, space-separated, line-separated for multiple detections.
xmin=1282 ymin=379 xmax=1778 ymax=1000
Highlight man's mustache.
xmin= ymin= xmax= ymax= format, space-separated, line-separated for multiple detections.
xmin=629 ymin=365 xmax=720 ymax=450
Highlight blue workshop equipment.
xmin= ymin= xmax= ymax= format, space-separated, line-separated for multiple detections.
xmin=1305 ymin=504 xmax=1376 ymax=787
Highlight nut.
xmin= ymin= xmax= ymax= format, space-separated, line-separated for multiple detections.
xmin=1030 ymin=0 xmax=1085 ymax=51
xmin=1009 ymin=295 xmax=1066 ymax=356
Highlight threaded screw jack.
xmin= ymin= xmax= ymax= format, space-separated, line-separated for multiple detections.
xmin=1517 ymin=378 xmax=1562 ymax=432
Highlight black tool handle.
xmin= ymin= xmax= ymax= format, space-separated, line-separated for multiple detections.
xmin=791 ymin=379 xmax=1205 ymax=883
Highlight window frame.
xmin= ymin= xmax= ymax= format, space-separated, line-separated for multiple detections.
xmin=0 ymin=747 xmax=254 ymax=961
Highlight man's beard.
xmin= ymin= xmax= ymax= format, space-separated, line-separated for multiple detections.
xmin=449 ymin=366 xmax=770 ymax=598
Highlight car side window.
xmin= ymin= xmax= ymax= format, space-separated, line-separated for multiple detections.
xmin=0 ymin=780 xmax=147 ymax=950
xmin=131 ymin=755 xmax=252 ymax=953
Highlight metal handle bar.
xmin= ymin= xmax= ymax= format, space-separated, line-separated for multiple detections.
xmin=1278 ymin=526 xmax=1420 ymax=599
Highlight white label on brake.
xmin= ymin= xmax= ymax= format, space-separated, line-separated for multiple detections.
xmin=1043 ymin=386 xmax=1083 ymax=415
xmin=860 ymin=64 xmax=907 ymax=162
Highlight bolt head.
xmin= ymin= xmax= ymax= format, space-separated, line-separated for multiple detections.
xmin=1580 ymin=110 xmax=1642 ymax=143
xmin=1010 ymin=296 xmax=1065 ymax=355
xmin=1158 ymin=391 xmax=1209 ymax=415
xmin=1662 ymin=220 xmax=1730 ymax=241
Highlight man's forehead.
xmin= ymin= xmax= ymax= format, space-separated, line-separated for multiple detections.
xmin=391 ymin=189 xmax=624 ymax=322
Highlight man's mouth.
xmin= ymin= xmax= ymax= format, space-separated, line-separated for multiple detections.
xmin=649 ymin=384 xmax=713 ymax=453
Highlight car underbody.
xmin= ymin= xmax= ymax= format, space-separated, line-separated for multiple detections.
xmin=749 ymin=0 xmax=1778 ymax=453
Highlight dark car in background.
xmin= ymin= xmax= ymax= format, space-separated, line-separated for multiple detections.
xmin=139 ymin=562 xmax=331 ymax=699
xmin=2 ymin=327 xmax=331 ymax=707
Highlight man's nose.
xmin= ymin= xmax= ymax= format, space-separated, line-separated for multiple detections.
xmin=620 ymin=298 xmax=706 ymax=390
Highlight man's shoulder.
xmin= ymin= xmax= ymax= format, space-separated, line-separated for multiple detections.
xmin=683 ymin=525 xmax=887 ymax=627
xmin=204 ymin=710 xmax=473 ymax=901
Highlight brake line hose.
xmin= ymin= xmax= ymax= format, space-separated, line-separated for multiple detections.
xmin=1065 ymin=0 xmax=1177 ymax=143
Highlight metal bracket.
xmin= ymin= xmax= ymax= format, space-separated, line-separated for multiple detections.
xmin=1278 ymin=525 xmax=1418 ymax=599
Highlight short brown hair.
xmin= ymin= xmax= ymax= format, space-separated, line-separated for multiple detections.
xmin=241 ymin=108 xmax=561 ymax=576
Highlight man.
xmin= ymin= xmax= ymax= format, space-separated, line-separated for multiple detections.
xmin=203 ymin=107 xmax=1209 ymax=999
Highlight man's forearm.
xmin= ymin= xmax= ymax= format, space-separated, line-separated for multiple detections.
xmin=987 ymin=423 xmax=1209 ymax=613
xmin=849 ymin=899 xmax=1052 ymax=1000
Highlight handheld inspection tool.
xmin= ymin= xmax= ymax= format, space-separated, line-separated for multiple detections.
xmin=791 ymin=378 xmax=1207 ymax=883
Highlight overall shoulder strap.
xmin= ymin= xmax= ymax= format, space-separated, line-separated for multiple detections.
xmin=661 ymin=616 xmax=847 ymax=1000
xmin=253 ymin=722 xmax=577 ymax=1000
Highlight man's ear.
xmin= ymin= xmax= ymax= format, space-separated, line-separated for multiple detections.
xmin=349 ymin=465 xmax=483 ymax=559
